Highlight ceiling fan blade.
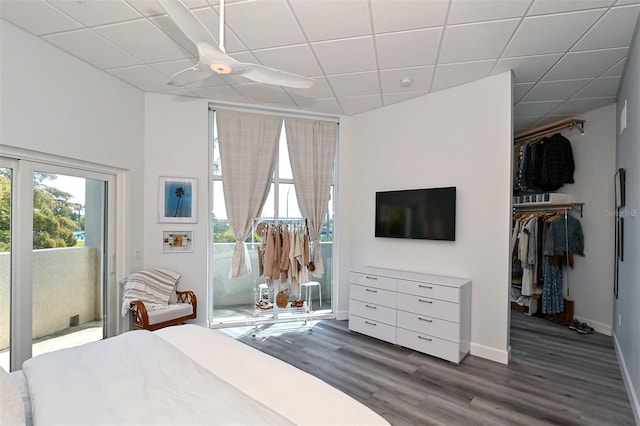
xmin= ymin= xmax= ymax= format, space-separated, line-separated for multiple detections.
xmin=240 ymin=63 xmax=316 ymax=89
xmin=167 ymin=64 xmax=213 ymax=86
xmin=159 ymin=0 xmax=220 ymax=48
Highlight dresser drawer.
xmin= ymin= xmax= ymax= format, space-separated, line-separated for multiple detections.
xmin=350 ymin=272 xmax=396 ymax=291
xmin=350 ymin=284 xmax=397 ymax=309
xmin=397 ymin=293 xmax=459 ymax=323
xmin=350 ymin=299 xmax=396 ymax=326
xmin=349 ymin=314 xmax=396 ymax=344
xmin=396 ymin=328 xmax=460 ymax=363
xmin=397 ymin=279 xmax=459 ymax=303
xmin=397 ymin=310 xmax=459 ymax=342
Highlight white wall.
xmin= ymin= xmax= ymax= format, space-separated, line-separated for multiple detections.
xmin=338 ymin=72 xmax=514 ymax=363
xmin=615 ymin=15 xmax=640 ymax=423
xmin=0 ymin=19 xmax=146 ymax=331
xmin=143 ymin=93 xmax=210 ymax=325
xmin=551 ymin=104 xmax=617 ymax=334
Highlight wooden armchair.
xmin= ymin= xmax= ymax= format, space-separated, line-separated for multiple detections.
xmin=130 ymin=290 xmax=197 ymax=331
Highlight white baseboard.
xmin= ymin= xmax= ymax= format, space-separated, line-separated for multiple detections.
xmin=575 ymin=316 xmax=612 ymax=336
xmin=470 ymin=342 xmax=509 ymax=364
xmin=613 ymin=332 xmax=640 ymax=425
xmin=334 ymin=310 xmax=349 ymax=321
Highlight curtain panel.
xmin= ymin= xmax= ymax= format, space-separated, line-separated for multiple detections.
xmin=216 ymin=109 xmax=282 ymax=279
xmin=285 ymin=118 xmax=337 ymax=278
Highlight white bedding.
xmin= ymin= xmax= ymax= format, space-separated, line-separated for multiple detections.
xmin=155 ymin=325 xmax=390 ymax=426
xmin=13 ymin=324 xmax=389 ymax=426
xmin=22 ymin=330 xmax=293 ymax=425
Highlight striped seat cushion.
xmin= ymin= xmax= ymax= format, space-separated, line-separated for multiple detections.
xmin=120 ymin=269 xmax=181 ymax=317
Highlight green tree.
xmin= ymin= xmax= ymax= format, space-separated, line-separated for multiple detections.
xmin=0 ymin=175 xmax=11 ymax=252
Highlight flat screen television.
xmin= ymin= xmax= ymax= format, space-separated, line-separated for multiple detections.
xmin=375 ymin=187 xmax=456 ymax=241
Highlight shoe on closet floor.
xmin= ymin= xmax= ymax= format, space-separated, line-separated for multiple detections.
xmin=568 ymin=319 xmax=580 ymax=330
xmin=576 ymin=322 xmax=594 ymax=334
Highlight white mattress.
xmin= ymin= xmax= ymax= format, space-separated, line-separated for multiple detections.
xmin=155 ymin=324 xmax=390 ymax=426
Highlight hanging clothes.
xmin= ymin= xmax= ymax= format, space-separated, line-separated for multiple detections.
xmin=514 ymin=133 xmax=575 ymax=194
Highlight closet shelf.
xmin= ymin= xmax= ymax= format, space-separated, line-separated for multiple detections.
xmin=513 ymin=202 xmax=584 ymax=217
xmin=514 ymin=118 xmax=585 ymax=145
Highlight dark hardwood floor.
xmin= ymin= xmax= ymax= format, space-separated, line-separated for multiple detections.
xmin=227 ymin=312 xmax=635 ymax=426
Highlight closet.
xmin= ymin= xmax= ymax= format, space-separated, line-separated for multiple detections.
xmin=511 ymin=119 xmax=586 ymax=325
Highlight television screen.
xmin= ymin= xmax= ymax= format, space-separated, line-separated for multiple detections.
xmin=375 ymin=187 xmax=456 ymax=241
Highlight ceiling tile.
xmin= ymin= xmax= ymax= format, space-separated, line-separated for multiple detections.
xmin=551 ymin=97 xmax=616 ymax=115
xmin=370 ymin=0 xmax=448 ymax=33
xmin=615 ymin=0 xmax=640 ymax=4
xmin=148 ymin=15 xmax=198 ymax=57
xmin=296 ymin=98 xmax=343 ymax=115
xmin=223 ymin=0 xmax=306 ymax=49
xmin=191 ymin=85 xmax=249 ymax=103
xmin=504 ymin=9 xmax=605 ymax=56
xmin=448 ymin=0 xmax=531 ymax=24
xmin=289 ymin=0 xmax=370 ymax=42
xmin=48 ymin=0 xmax=142 ymax=27
xmin=514 ymin=100 xmax=564 ymax=116
xmin=521 ymin=79 xmax=592 ymax=102
xmin=572 ymin=76 xmax=621 ymax=99
xmin=439 ymin=19 xmax=520 ymax=64
xmin=383 ymin=91 xmax=428 ymax=106
xmin=492 ymin=53 xmax=563 ymax=83
xmin=543 ymin=47 xmax=628 ymax=80
xmin=528 ymin=0 xmax=615 ymax=15
xmin=376 ymin=28 xmax=442 ymax=69
xmin=514 ymin=116 xmax=545 ymax=132
xmin=0 ymin=0 xmax=83 ymax=35
xmin=107 ymin=64 xmax=171 ymax=91
xmin=127 ymin=0 xmax=209 ymax=17
xmin=339 ymin=94 xmax=383 ymax=115
xmin=42 ymin=29 xmax=142 ymax=70
xmin=94 ymin=19 xmax=192 ymax=63
xmin=379 ymin=67 xmax=435 ymax=93
xmin=328 ymin=72 xmax=380 ymax=98
xmin=253 ymin=45 xmax=323 ymax=77
xmin=431 ymin=60 xmax=494 ymax=91
xmin=284 ymin=78 xmax=335 ymax=102
xmin=233 ymin=83 xmax=291 ymax=103
xmin=572 ymin=4 xmax=640 ymax=51
xmin=312 ymin=37 xmax=377 ymax=75
xmin=513 ymin=82 xmax=536 ymax=103
xmin=602 ymin=57 xmax=626 ymax=76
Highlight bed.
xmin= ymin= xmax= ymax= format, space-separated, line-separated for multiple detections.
xmin=1 ymin=324 xmax=389 ymax=426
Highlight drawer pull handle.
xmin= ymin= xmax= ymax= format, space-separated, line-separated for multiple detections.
xmin=418 ymin=336 xmax=433 ymax=342
xmin=366 ymin=289 xmax=378 ymax=293
xmin=365 ymin=304 xmax=377 ymax=309
xmin=364 ymin=321 xmax=377 ymax=326
xmin=418 ymin=298 xmax=433 ymax=304
xmin=418 ymin=284 xmax=433 ymax=289
xmin=365 ymin=276 xmax=378 ymax=280
xmin=418 ymin=317 xmax=433 ymax=323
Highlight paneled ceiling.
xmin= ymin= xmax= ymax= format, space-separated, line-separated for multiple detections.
xmin=2 ymin=0 xmax=639 ymax=133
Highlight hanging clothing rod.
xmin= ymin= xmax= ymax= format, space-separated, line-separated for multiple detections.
xmin=514 ymin=119 xmax=585 ymax=145
xmin=513 ymin=203 xmax=584 ymax=218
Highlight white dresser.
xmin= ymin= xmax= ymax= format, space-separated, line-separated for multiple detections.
xmin=349 ymin=266 xmax=471 ymax=364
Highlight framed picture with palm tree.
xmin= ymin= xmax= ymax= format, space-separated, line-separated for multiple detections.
xmin=159 ymin=176 xmax=198 ymax=223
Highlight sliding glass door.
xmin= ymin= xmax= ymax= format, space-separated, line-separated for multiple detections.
xmin=31 ymin=170 xmax=107 ymax=358
xmin=0 ymin=157 xmax=115 ymax=371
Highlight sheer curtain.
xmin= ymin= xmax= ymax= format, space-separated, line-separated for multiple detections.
xmin=285 ymin=117 xmax=337 ymax=278
xmin=216 ymin=110 xmax=282 ymax=279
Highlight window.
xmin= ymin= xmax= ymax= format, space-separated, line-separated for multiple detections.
xmin=209 ymin=111 xmax=335 ymax=324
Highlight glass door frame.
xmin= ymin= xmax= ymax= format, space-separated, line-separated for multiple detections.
xmin=2 ymin=157 xmax=118 ymax=371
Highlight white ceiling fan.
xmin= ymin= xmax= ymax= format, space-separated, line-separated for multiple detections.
xmin=159 ymin=0 xmax=315 ymax=89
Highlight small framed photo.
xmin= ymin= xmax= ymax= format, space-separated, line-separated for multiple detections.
xmin=163 ymin=230 xmax=193 ymax=253
xmin=159 ymin=177 xmax=197 ymax=223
